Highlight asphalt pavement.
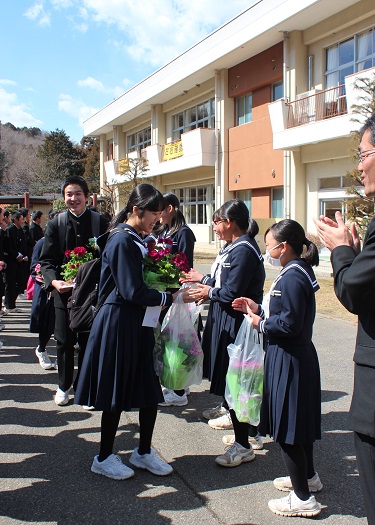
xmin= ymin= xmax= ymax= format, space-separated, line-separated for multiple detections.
xmin=0 ymin=270 xmax=367 ymax=525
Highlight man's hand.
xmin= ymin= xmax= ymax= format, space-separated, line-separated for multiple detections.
xmin=51 ymin=280 xmax=74 ymax=293
xmin=313 ymin=211 xmax=358 ymax=253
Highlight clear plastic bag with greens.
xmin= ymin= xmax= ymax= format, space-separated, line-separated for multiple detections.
xmin=154 ymin=294 xmax=203 ymax=390
xmin=225 ymin=316 xmax=264 ymax=425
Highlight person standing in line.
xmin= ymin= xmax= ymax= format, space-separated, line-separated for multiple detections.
xmin=19 ymin=208 xmax=33 ymax=299
xmin=184 ymin=199 xmax=265 ymax=466
xmin=4 ymin=211 xmax=27 ymax=313
xmin=29 ymin=210 xmax=44 ymax=245
xmin=233 ymin=219 xmax=322 ymax=517
xmin=40 ymin=175 xmax=107 ymax=406
xmin=75 ymin=184 xmax=192 ymax=480
xmin=314 ymin=112 xmax=375 ymax=525
xmin=0 ymin=208 xmax=7 ymax=335
xmin=148 ymin=192 xmax=196 ymax=407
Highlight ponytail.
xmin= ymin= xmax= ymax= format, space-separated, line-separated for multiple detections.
xmin=303 ymin=237 xmax=320 ymax=267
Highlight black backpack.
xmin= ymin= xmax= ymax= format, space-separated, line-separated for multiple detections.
xmin=67 ymin=227 xmax=123 ymax=333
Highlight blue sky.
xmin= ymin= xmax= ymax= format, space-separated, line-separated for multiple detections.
xmin=0 ymin=0 xmax=252 ymax=144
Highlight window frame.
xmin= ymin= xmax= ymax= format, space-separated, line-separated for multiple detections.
xmin=172 ymin=98 xmax=215 ymax=141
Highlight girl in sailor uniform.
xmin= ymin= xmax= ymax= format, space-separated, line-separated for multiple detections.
xmin=185 ymin=199 xmax=265 ymax=466
xmin=233 ymin=219 xmax=322 ymax=517
xmin=75 ymin=184 xmax=190 ymax=480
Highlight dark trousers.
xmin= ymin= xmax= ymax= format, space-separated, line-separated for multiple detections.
xmin=354 ymin=431 xmax=375 ymax=525
xmin=5 ymin=265 xmax=19 ymax=309
xmin=54 ymin=307 xmax=89 ymax=392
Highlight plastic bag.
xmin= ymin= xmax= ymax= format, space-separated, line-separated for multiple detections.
xmin=154 ymin=294 xmax=203 ymax=390
xmin=225 ymin=316 xmax=264 ymax=425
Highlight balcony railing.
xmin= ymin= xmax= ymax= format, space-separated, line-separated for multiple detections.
xmin=287 ymin=85 xmax=347 ymax=128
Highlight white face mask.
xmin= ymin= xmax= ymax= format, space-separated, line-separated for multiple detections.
xmin=265 ymin=242 xmax=283 ymax=267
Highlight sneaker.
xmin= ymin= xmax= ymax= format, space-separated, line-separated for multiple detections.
xmin=215 ymin=441 xmax=255 ymax=467
xmin=202 ymin=404 xmax=227 ymax=420
xmin=91 ymin=454 xmax=134 ymax=480
xmin=5 ymin=307 xmax=22 ymax=313
xmin=18 ymin=294 xmax=27 ymax=300
xmin=208 ymin=412 xmax=233 ymax=430
xmin=0 ymin=309 xmax=8 ymax=316
xmin=35 ymin=347 xmax=54 ymax=370
xmin=158 ymin=390 xmax=188 ymax=407
xmin=82 ymin=405 xmax=95 ymax=410
xmin=268 ymin=491 xmax=321 ymax=517
xmin=129 ymin=447 xmax=173 ymax=476
xmin=222 ymin=433 xmax=263 ymax=450
xmin=273 ymin=471 xmax=323 ymax=493
xmin=54 ymin=388 xmax=69 ymax=406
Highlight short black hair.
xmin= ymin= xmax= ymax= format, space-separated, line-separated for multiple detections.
xmin=3 ymin=210 xmax=10 ymax=218
xmin=32 ymin=210 xmax=43 ymax=221
xmin=19 ymin=207 xmax=29 ymax=218
xmin=11 ymin=211 xmax=23 ymax=222
xmin=62 ymin=176 xmax=89 ymax=197
xmin=359 ymin=113 xmax=375 ymax=145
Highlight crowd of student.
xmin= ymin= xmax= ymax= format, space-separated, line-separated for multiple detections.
xmin=3 ymin=116 xmax=375 ymax=524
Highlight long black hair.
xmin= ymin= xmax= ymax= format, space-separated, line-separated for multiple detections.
xmin=109 ymin=184 xmax=165 ymax=229
xmin=265 ymin=219 xmax=319 ymax=267
xmin=213 ymin=199 xmax=259 ymax=239
xmin=153 ymin=192 xmax=186 ymax=237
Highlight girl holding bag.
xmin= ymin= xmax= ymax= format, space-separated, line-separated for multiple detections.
xmin=185 ymin=199 xmax=265 ymax=467
xmin=233 ymin=219 xmax=322 ymax=518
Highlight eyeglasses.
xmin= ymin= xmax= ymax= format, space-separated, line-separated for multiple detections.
xmin=356 ymin=147 xmax=375 ymax=162
xmin=212 ymin=219 xmax=225 ymax=226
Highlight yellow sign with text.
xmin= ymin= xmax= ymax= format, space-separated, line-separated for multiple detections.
xmin=163 ymin=141 xmax=183 ymax=161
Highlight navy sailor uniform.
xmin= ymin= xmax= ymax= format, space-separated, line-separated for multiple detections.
xmin=201 ymin=234 xmax=265 ymax=396
xmin=258 ymin=258 xmax=321 ymax=445
xmin=75 ymin=224 xmax=172 ymax=412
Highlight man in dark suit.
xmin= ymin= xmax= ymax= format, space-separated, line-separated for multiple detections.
xmin=40 ymin=175 xmax=107 ymax=406
xmin=29 ymin=210 xmax=44 ymax=245
xmin=314 ymin=112 xmax=375 ymax=525
xmin=4 ymin=211 xmax=27 ymax=312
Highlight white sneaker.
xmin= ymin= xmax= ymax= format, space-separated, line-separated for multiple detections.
xmin=82 ymin=405 xmax=95 ymax=410
xmin=273 ymin=471 xmax=323 ymax=493
xmin=215 ymin=441 xmax=255 ymax=467
xmin=18 ymin=294 xmax=27 ymax=300
xmin=5 ymin=307 xmax=22 ymax=313
xmin=91 ymin=454 xmax=134 ymax=480
xmin=268 ymin=491 xmax=321 ymax=517
xmin=208 ymin=412 xmax=233 ymax=430
xmin=202 ymin=404 xmax=227 ymax=420
xmin=35 ymin=347 xmax=54 ymax=370
xmin=54 ymin=388 xmax=69 ymax=406
xmin=158 ymin=390 xmax=188 ymax=406
xmin=129 ymin=447 xmax=173 ymax=476
xmin=222 ymin=433 xmax=263 ymax=450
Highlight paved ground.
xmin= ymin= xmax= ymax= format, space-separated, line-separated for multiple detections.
xmin=0 ymin=270 xmax=367 ymax=524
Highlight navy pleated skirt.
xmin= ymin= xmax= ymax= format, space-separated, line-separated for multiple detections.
xmin=75 ymin=302 xmax=164 ymax=411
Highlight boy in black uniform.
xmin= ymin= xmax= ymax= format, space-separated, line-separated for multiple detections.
xmin=40 ymin=176 xmax=107 ymax=406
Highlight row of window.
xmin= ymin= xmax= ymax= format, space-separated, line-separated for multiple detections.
xmin=325 ymin=26 xmax=375 ymax=88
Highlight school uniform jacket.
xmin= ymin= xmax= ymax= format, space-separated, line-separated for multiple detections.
xmin=331 ymin=216 xmax=375 ymax=437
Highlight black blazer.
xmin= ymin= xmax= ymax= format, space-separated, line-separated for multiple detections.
xmin=331 ymin=216 xmax=375 ymax=436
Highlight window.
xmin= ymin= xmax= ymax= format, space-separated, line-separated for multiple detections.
xmin=319 ymin=199 xmax=344 ymax=221
xmin=325 ymin=27 xmax=375 ymax=88
xmin=272 ymin=187 xmax=284 ymax=218
xmin=172 ymin=99 xmax=215 ymax=140
xmin=237 ymin=190 xmax=252 ymax=216
xmin=127 ymin=127 xmax=151 ymax=156
xmin=272 ymin=81 xmax=284 ymax=101
xmin=170 ymin=184 xmax=214 ymax=225
xmin=319 ymin=176 xmax=357 ymax=189
xmin=236 ymin=93 xmax=252 ymax=125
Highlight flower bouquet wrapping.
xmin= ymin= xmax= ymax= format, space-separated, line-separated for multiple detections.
xmin=144 ymin=238 xmax=190 ymax=291
xmin=60 ymin=246 xmax=93 ymax=283
xmin=34 ymin=263 xmax=45 ymax=284
xmin=154 ymin=294 xmax=203 ymax=390
xmin=225 ymin=316 xmax=264 ymax=425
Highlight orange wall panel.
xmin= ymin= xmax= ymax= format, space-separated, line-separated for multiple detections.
xmin=251 ymin=188 xmax=271 ymax=218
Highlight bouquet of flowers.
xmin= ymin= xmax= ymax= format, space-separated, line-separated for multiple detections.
xmin=144 ymin=237 xmax=190 ymax=291
xmin=60 ymin=246 xmax=93 ymax=283
xmin=154 ymin=294 xmax=203 ymax=390
xmin=225 ymin=317 xmax=264 ymax=425
xmin=34 ymin=263 xmax=44 ymax=284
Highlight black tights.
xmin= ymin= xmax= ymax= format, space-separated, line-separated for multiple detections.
xmin=229 ymin=409 xmax=257 ymax=448
xmin=98 ymin=406 xmax=158 ymax=462
xmin=38 ymin=333 xmax=53 ymax=352
xmin=279 ymin=442 xmax=315 ymax=501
